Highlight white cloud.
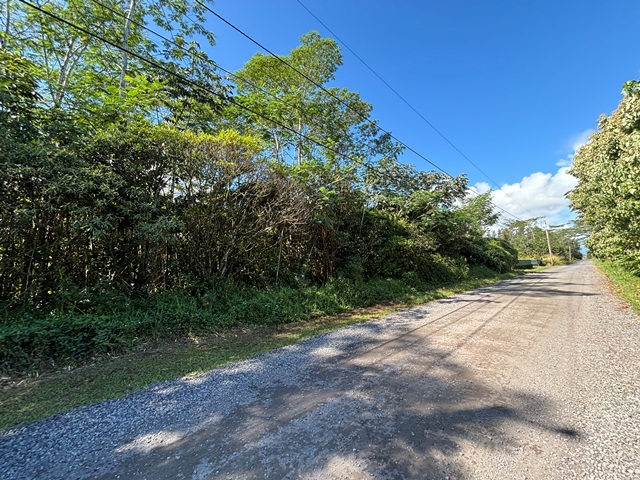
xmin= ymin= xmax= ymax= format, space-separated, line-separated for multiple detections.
xmin=473 ymin=181 xmax=491 ymax=194
xmin=555 ymin=157 xmax=573 ymax=168
xmin=570 ymin=129 xmax=595 ymax=152
xmin=556 ymin=128 xmax=594 ymax=167
xmin=471 ymin=130 xmax=596 ymax=227
xmin=474 ymin=166 xmax=578 ymax=226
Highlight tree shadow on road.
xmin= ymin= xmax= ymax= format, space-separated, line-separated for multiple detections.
xmin=90 ymin=322 xmax=581 ymax=480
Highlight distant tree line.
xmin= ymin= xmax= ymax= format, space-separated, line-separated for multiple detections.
xmin=497 ymin=219 xmax=583 ymax=265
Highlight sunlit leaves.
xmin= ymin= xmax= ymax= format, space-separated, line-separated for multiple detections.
xmin=569 ymin=84 xmax=640 ymax=274
xmin=3 ymin=0 xmax=225 ymax=128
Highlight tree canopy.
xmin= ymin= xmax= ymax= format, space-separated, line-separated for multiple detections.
xmin=498 ymin=218 xmax=583 ymax=265
xmin=569 ymin=81 xmax=640 ymax=274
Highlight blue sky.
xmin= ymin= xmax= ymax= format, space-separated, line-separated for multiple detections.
xmin=202 ymin=0 xmax=640 ymax=225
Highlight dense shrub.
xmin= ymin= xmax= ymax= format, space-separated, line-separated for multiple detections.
xmin=569 ymin=81 xmax=640 ymax=275
xmin=467 ymin=238 xmax=519 ymax=273
xmin=0 ymin=262 xmax=513 ymax=372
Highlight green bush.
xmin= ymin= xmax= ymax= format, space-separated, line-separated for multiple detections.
xmin=0 ymin=264 xmax=512 ymax=373
xmin=460 ymin=238 xmax=518 ymax=273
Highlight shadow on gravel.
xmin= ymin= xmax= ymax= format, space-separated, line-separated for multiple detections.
xmin=499 ymin=286 xmax=599 ymax=297
xmin=489 ymin=273 xmax=600 ymax=298
xmin=439 ymin=297 xmax=500 ymax=304
xmin=90 ymin=320 xmax=581 ymax=480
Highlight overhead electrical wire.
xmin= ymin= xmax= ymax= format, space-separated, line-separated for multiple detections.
xmin=18 ymin=0 xmax=522 ymax=224
xmin=13 ymin=0 xmax=425 ymax=188
xmin=295 ymin=0 xmax=539 ymax=220
xmin=194 ymin=0 xmax=525 ymax=222
xmin=87 ymin=0 xmax=376 ymax=168
xmin=89 ymin=0 xmax=417 ymax=177
xmin=16 ymin=0 xmax=408 ymax=182
xmin=196 ymin=0 xmax=453 ymax=176
xmin=88 ymin=0 xmax=311 ymax=117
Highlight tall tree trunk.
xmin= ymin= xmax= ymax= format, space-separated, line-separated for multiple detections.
xmin=273 ymin=131 xmax=281 ymax=162
xmin=297 ymin=116 xmax=303 ymax=165
xmin=1 ymin=0 xmax=10 ymax=49
xmin=119 ymin=0 xmax=137 ymax=91
xmin=275 ymin=227 xmax=284 ymax=285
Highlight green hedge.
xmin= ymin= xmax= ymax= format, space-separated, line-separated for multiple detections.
xmin=0 ymin=259 xmax=511 ymax=373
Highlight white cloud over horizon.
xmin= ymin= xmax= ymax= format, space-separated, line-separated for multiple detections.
xmin=475 ymin=130 xmax=595 ymax=227
xmin=473 ymin=167 xmax=578 ymax=226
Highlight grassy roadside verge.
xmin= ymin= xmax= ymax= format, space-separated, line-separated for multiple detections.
xmin=595 ymin=259 xmax=640 ymax=314
xmin=0 ymin=269 xmax=520 ymax=431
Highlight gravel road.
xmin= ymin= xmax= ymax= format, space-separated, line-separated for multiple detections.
xmin=1 ymin=260 xmax=639 ymax=479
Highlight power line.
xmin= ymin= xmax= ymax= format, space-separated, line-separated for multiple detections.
xmin=71 ymin=0 xmax=529 ymax=223
xmin=87 ymin=0 xmax=359 ymax=167
xmin=194 ymin=1 xmax=524 ymax=222
xmin=295 ymin=0 xmax=484 ymax=175
xmin=16 ymin=0 xmax=408 ymax=182
xmin=294 ymin=0 xmax=538 ymax=219
xmin=201 ymin=8 xmax=526 ymax=226
xmin=18 ymin=0 xmax=523 ymax=223
xmin=88 ymin=0 xmax=308 ymax=116
xmin=84 ymin=0 xmax=400 ymax=171
xmin=196 ymin=0 xmax=448 ymax=175
xmin=22 ymin=0 xmax=478 ymax=198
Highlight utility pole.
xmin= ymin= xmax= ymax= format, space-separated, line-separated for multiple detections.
xmin=544 ymin=221 xmax=553 ymax=265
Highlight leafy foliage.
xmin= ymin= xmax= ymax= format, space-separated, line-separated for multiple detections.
xmin=568 ymin=82 xmax=640 ymax=274
xmin=1 ymin=0 xmax=227 ymax=127
xmin=1 ymin=7 xmax=521 ymax=371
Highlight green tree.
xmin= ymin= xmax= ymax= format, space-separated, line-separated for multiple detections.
xmin=1 ymin=11 xmax=519 ymax=312
xmin=499 ymin=218 xmax=582 ymax=264
xmin=1 ymin=0 xmax=225 ymax=127
xmin=231 ymin=31 xmax=395 ymax=167
xmin=569 ymin=81 xmax=640 ymax=273
xmin=0 ymin=48 xmax=90 ymax=303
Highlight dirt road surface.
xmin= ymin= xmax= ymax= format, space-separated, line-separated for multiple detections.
xmin=1 ymin=260 xmax=639 ymax=479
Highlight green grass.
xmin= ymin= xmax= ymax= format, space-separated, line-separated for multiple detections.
xmin=0 ymin=269 xmax=520 ymax=431
xmin=594 ymin=259 xmax=640 ymax=314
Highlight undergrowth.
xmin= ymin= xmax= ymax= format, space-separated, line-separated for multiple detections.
xmin=0 ymin=266 xmax=506 ymax=374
